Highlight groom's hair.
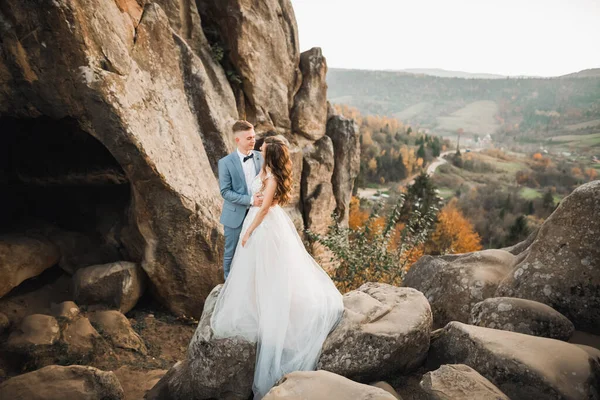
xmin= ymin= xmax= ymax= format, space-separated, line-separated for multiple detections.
xmin=232 ymin=120 xmax=253 ymax=135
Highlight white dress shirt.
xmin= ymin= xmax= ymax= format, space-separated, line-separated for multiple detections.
xmin=237 ymin=149 xmax=257 ymax=204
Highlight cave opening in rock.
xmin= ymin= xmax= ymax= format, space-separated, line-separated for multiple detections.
xmin=0 ymin=116 xmax=135 ymax=273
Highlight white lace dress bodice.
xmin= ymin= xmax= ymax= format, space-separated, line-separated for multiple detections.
xmin=250 ymin=170 xmax=278 ymax=201
xmin=250 ymin=172 xmax=270 ymax=197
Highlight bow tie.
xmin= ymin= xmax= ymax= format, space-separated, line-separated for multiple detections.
xmin=243 ymin=153 xmax=254 ymax=163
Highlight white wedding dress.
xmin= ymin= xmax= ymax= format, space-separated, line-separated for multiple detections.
xmin=210 ymin=172 xmax=344 ymax=399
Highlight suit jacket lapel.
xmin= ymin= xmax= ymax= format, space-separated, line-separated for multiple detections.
xmin=253 ymin=150 xmax=262 ymax=175
xmin=230 ymin=152 xmax=247 ymax=194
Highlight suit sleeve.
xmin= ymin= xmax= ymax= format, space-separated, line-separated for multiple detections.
xmin=219 ymin=158 xmax=252 ymax=206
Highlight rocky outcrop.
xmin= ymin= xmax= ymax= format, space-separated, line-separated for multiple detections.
xmin=429 ymin=321 xmax=600 ymax=400
xmin=420 ymin=364 xmax=510 ymax=400
xmin=0 ymin=365 xmax=124 ymax=400
xmin=1 ymin=0 xmax=226 ymax=318
xmin=302 ymin=136 xmax=336 ymax=260
xmin=291 ymin=48 xmax=328 ymax=141
xmin=0 ymin=235 xmax=60 ymax=298
xmin=496 ymin=181 xmax=600 ymax=334
xmin=403 ymin=250 xmax=517 ymax=328
xmin=145 ymin=285 xmax=256 ymax=400
xmin=470 ymin=297 xmax=574 ymax=341
xmin=318 ymin=283 xmax=432 ymax=382
xmin=196 ymin=0 xmax=301 ymax=133
xmin=155 ymin=0 xmax=238 ymax=174
xmin=326 ymin=114 xmax=361 ymax=227
xmin=0 ymin=0 xmax=360 ymax=320
xmin=263 ymin=370 xmax=398 ymax=400
xmin=73 ymin=261 xmax=146 ymax=313
xmin=149 ymin=283 xmax=429 ymax=398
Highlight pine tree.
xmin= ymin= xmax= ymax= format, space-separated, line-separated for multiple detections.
xmin=417 ymin=143 xmax=426 ymax=160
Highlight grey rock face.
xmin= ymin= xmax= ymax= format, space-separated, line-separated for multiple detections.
xmin=318 ymin=283 xmax=432 ymax=382
xmin=470 ymin=297 xmax=574 ymax=341
xmin=403 ymin=250 xmax=517 ymax=328
xmin=497 ymin=180 xmax=600 ymax=334
xmin=429 ymin=321 xmax=600 ymax=400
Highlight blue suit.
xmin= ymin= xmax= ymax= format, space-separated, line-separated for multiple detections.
xmin=218 ymin=150 xmax=263 ymax=279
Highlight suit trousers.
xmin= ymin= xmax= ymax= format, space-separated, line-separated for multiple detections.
xmin=223 ymin=209 xmax=249 ymax=279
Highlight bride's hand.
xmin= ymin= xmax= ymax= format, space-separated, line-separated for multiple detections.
xmin=242 ymin=232 xmax=250 ymax=247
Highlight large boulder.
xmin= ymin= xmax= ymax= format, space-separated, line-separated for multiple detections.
xmin=326 ymin=114 xmax=361 ymax=227
xmin=72 ymin=261 xmax=146 ymax=313
xmin=0 ymin=235 xmax=60 ymax=298
xmin=318 ymin=283 xmax=432 ymax=382
xmin=263 ymin=370 xmax=398 ymax=400
xmin=420 ymin=364 xmax=510 ymax=400
xmin=196 ymin=0 xmax=301 ymax=133
xmin=0 ymin=365 xmax=124 ymax=400
xmin=145 ymin=285 xmax=256 ymax=400
xmin=403 ymin=250 xmax=517 ymax=328
xmin=291 ymin=48 xmax=328 ymax=141
xmin=1 ymin=0 xmax=231 ymax=318
xmin=1 ymin=0 xmax=357 ymax=320
xmin=149 ymin=283 xmax=430 ymax=398
xmin=429 ymin=321 xmax=600 ymax=400
xmin=496 ymin=180 xmax=600 ymax=334
xmin=470 ymin=297 xmax=574 ymax=341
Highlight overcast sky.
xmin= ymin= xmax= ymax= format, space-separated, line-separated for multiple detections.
xmin=291 ymin=0 xmax=600 ymax=77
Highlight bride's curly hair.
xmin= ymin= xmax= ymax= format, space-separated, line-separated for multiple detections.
xmin=262 ymin=136 xmax=293 ymax=206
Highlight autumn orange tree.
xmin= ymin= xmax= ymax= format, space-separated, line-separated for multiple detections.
xmin=424 ymin=199 xmax=482 ymax=255
xmin=308 ymin=193 xmax=440 ymax=293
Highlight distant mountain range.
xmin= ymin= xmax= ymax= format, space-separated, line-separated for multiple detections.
xmin=560 ymin=68 xmax=600 ymax=78
xmin=369 ymin=67 xmax=600 ymax=79
xmin=398 ymin=68 xmax=508 ymax=79
xmin=326 ymin=68 xmax=600 ymax=139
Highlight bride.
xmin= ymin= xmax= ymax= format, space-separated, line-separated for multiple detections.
xmin=210 ymin=135 xmax=344 ymax=399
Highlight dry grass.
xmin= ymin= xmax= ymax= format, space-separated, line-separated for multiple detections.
xmin=436 ymin=100 xmax=499 ymax=135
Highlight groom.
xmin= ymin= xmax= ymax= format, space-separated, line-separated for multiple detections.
xmin=218 ymin=120 xmax=264 ymax=280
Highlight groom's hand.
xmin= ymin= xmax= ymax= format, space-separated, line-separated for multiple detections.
xmin=253 ymin=194 xmax=264 ymax=207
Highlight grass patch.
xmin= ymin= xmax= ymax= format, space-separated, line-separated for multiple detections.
xmin=548 ymin=133 xmax=600 ymax=147
xmin=565 ymin=119 xmax=600 ymax=131
xmin=436 ymin=100 xmax=499 ymax=136
xmin=519 ymin=187 xmax=541 ymax=200
xmin=553 ymin=194 xmax=564 ymax=204
xmin=436 ymin=187 xmax=455 ymax=199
